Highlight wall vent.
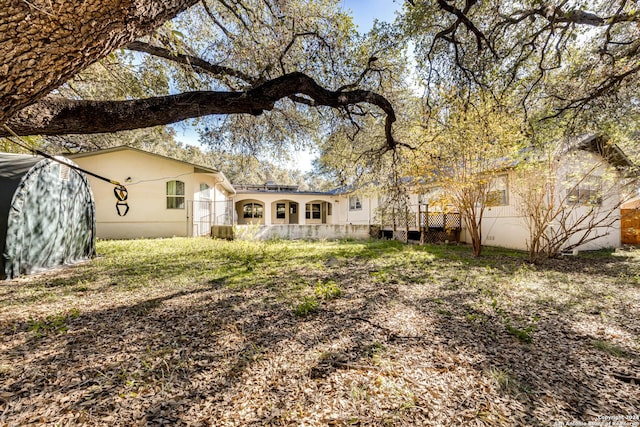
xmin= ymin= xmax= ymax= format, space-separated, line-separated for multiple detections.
xmin=59 ymin=164 xmax=70 ymax=181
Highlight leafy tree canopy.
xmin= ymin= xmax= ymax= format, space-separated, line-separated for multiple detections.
xmin=402 ymin=1 xmax=640 ymax=115
xmin=1 ymin=0 xmax=405 ymax=166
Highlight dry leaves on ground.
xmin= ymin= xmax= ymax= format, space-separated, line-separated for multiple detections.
xmin=0 ymin=239 xmax=638 ymax=426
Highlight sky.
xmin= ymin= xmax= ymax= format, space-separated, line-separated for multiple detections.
xmin=174 ymin=0 xmax=404 ymax=173
xmin=340 ymin=0 xmax=403 ymax=33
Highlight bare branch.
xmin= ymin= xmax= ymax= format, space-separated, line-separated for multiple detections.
xmin=200 ymin=0 xmax=234 ymax=39
xmin=545 ymin=62 xmax=640 ymax=119
xmin=435 ymin=0 xmax=495 ymax=54
xmin=126 ymin=41 xmax=257 ymax=85
xmin=278 ymin=32 xmax=332 ymax=75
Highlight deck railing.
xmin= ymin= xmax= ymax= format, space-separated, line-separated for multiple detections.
xmin=379 ymin=204 xmax=462 ymax=243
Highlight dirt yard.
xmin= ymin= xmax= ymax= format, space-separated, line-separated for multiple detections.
xmin=1 ymin=239 xmax=638 ymax=426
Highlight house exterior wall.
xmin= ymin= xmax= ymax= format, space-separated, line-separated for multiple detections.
xmin=335 ymin=193 xmax=380 ymax=225
xmin=555 ymin=150 xmax=622 ymax=250
xmin=71 ymin=150 xmax=232 ymax=239
xmin=459 ymin=153 xmax=623 ymax=251
xmin=471 ymin=169 xmax=531 ymax=250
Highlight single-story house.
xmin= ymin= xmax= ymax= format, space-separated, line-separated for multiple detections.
xmin=0 ymin=153 xmax=95 ymax=279
xmin=69 ymin=146 xmax=235 ymax=239
xmin=66 ymin=133 xmax=636 ymax=249
xmin=469 ymin=134 xmax=636 ymax=251
xmin=68 ymin=147 xmax=373 ymax=241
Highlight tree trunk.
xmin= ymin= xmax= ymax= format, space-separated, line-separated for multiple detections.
xmin=0 ymin=0 xmax=198 ymax=125
xmin=463 ymin=212 xmax=482 ymax=257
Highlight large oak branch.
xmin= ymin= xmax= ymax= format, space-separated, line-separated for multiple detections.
xmin=3 ymin=72 xmax=398 ymax=149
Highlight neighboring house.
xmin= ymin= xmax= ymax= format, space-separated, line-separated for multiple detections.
xmin=470 ymin=134 xmax=636 ymax=251
xmin=68 ymin=146 xmax=235 ymax=239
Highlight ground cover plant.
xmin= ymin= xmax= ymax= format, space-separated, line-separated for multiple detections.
xmin=0 ymin=238 xmax=638 ymax=426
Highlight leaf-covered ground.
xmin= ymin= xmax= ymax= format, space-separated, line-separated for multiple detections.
xmin=1 ymin=239 xmax=639 ymax=426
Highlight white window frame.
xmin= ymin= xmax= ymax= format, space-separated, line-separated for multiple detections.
xmin=567 ymin=175 xmax=602 ymax=206
xmin=349 ymin=195 xmax=362 ymax=211
xmin=487 ymin=174 xmax=509 ymax=206
xmin=166 ymin=180 xmax=185 ymax=209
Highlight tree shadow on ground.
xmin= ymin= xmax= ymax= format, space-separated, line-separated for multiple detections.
xmin=397 ymin=286 xmax=640 ymax=426
xmin=1 ymin=240 xmax=638 ymax=425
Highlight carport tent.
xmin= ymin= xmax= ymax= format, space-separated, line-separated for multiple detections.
xmin=0 ymin=153 xmax=95 ymax=279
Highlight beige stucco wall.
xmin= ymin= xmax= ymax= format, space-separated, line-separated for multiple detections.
xmin=71 ymin=149 xmax=232 ymax=239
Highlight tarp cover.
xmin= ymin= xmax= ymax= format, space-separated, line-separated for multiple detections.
xmin=0 ymin=153 xmax=95 ymax=279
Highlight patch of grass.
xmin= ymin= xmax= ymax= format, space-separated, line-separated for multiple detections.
xmin=369 ymin=269 xmax=393 ymax=284
xmin=314 ymin=280 xmax=342 ymax=300
xmin=488 ymin=297 xmax=536 ymax=343
xmin=590 ymin=339 xmax=628 ymax=357
xmin=293 ymin=296 xmax=319 ymax=317
xmin=361 ymin=341 xmax=386 ymax=365
xmin=28 ymin=308 xmax=80 ymax=337
xmin=486 ymin=366 xmax=528 ymax=396
xmin=465 ymin=311 xmax=487 ymax=323
xmin=504 ymin=322 xmax=534 ymax=344
xmin=350 ymin=383 xmax=370 ymax=402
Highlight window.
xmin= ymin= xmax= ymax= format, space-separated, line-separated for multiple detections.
xmin=243 ymin=203 xmax=264 ymax=218
xmin=305 ymin=203 xmax=321 ymax=219
xmin=276 ymin=203 xmax=286 ymax=219
xmin=487 ymin=175 xmax=508 ymax=206
xmin=166 ymin=180 xmax=185 ymax=209
xmin=198 ymin=183 xmax=211 ymax=200
xmin=567 ymin=176 xmax=602 ymax=206
xmin=327 ymin=203 xmax=332 ymax=216
xmin=349 ymin=195 xmax=362 ymax=211
xmin=290 ymin=204 xmax=297 ymax=214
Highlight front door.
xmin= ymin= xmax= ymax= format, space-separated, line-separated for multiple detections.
xmin=289 ymin=202 xmax=299 ymax=224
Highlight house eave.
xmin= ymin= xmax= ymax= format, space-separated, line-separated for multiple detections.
xmin=67 ymin=145 xmax=236 ymax=194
